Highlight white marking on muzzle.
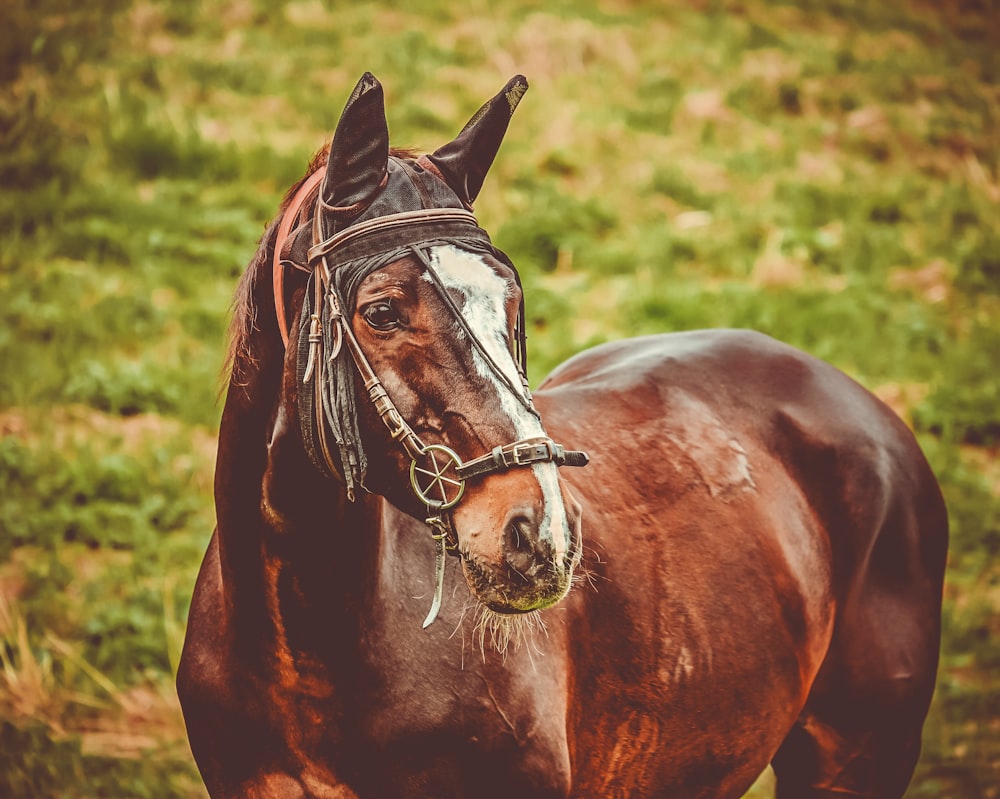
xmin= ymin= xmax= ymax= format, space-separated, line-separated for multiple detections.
xmin=427 ymin=245 xmax=570 ymax=561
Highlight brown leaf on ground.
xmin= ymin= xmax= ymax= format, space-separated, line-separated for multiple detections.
xmin=888 ymin=259 xmax=951 ymax=304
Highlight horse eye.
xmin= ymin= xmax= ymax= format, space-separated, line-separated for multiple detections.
xmin=362 ymin=300 xmax=403 ymax=331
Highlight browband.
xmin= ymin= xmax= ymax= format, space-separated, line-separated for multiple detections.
xmin=309 ymin=208 xmax=490 ymax=269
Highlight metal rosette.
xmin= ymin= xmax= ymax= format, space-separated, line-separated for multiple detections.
xmin=409 ymin=444 xmax=466 ymax=510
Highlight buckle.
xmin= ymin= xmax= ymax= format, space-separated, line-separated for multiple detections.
xmin=510 ymin=439 xmax=551 ymax=466
xmin=510 ymin=442 xmax=536 ymax=465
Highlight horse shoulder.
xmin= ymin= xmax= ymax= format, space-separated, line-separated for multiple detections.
xmin=535 ymin=332 xmax=839 ymax=787
xmin=178 ymin=532 xmax=337 ymax=797
xmin=177 ymin=531 xmax=249 ymax=793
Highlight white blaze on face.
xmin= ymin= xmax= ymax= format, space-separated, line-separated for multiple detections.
xmin=427 ymin=245 xmax=571 ymax=561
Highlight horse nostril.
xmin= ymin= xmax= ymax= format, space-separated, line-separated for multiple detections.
xmin=503 ymin=513 xmax=547 ymax=580
xmin=503 ymin=514 xmax=528 ymax=547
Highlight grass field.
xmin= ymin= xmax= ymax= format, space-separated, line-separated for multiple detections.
xmin=1 ymin=0 xmax=998 ymax=795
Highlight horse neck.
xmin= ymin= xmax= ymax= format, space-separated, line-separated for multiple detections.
xmin=213 ymin=246 xmax=378 ymax=647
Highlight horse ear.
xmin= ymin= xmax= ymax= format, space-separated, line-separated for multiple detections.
xmin=321 ymin=72 xmax=389 ymax=210
xmin=427 ymin=75 xmax=528 ymax=207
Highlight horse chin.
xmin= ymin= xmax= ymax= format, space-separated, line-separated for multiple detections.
xmin=468 ymin=580 xmax=571 ymax=656
xmin=461 ymin=556 xmax=574 ymax=615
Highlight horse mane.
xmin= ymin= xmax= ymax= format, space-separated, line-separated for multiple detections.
xmin=224 ymin=145 xmax=420 ymax=390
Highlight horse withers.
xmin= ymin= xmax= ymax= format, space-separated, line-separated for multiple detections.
xmin=177 ymin=74 xmax=947 ymax=798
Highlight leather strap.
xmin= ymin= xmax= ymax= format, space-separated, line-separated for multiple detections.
xmin=457 ymin=437 xmax=589 ymax=481
xmin=273 ymin=170 xmax=325 ymax=349
xmin=308 ymin=208 xmax=482 ymax=265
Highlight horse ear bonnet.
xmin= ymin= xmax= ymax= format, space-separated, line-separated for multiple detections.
xmin=428 ymin=75 xmax=528 ymax=207
xmin=318 ymin=72 xmax=390 ymax=229
xmin=289 ymin=73 xmax=528 ymax=255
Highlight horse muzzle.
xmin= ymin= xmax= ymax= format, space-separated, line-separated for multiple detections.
xmin=456 ymin=481 xmax=582 ymax=614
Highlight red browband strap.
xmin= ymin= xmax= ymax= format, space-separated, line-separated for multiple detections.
xmin=272 ymin=170 xmax=325 ymax=349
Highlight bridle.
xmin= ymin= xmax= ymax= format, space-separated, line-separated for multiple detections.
xmin=272 ymin=167 xmax=588 ymax=626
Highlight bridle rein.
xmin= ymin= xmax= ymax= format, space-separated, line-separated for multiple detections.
xmin=271 ymin=168 xmax=588 ymax=626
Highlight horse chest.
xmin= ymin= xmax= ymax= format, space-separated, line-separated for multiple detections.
xmin=261 ymin=543 xmax=565 ymax=796
xmin=338 ymin=652 xmax=572 ymax=797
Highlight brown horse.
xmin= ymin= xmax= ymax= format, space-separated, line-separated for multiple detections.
xmin=177 ymin=74 xmax=948 ymax=798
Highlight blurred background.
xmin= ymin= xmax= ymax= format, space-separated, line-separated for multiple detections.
xmin=1 ymin=0 xmax=997 ymax=795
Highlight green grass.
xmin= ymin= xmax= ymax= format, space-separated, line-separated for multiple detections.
xmin=1 ymin=0 xmax=998 ymax=795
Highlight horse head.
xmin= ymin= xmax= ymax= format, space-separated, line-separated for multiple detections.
xmin=281 ymin=74 xmax=586 ymax=623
